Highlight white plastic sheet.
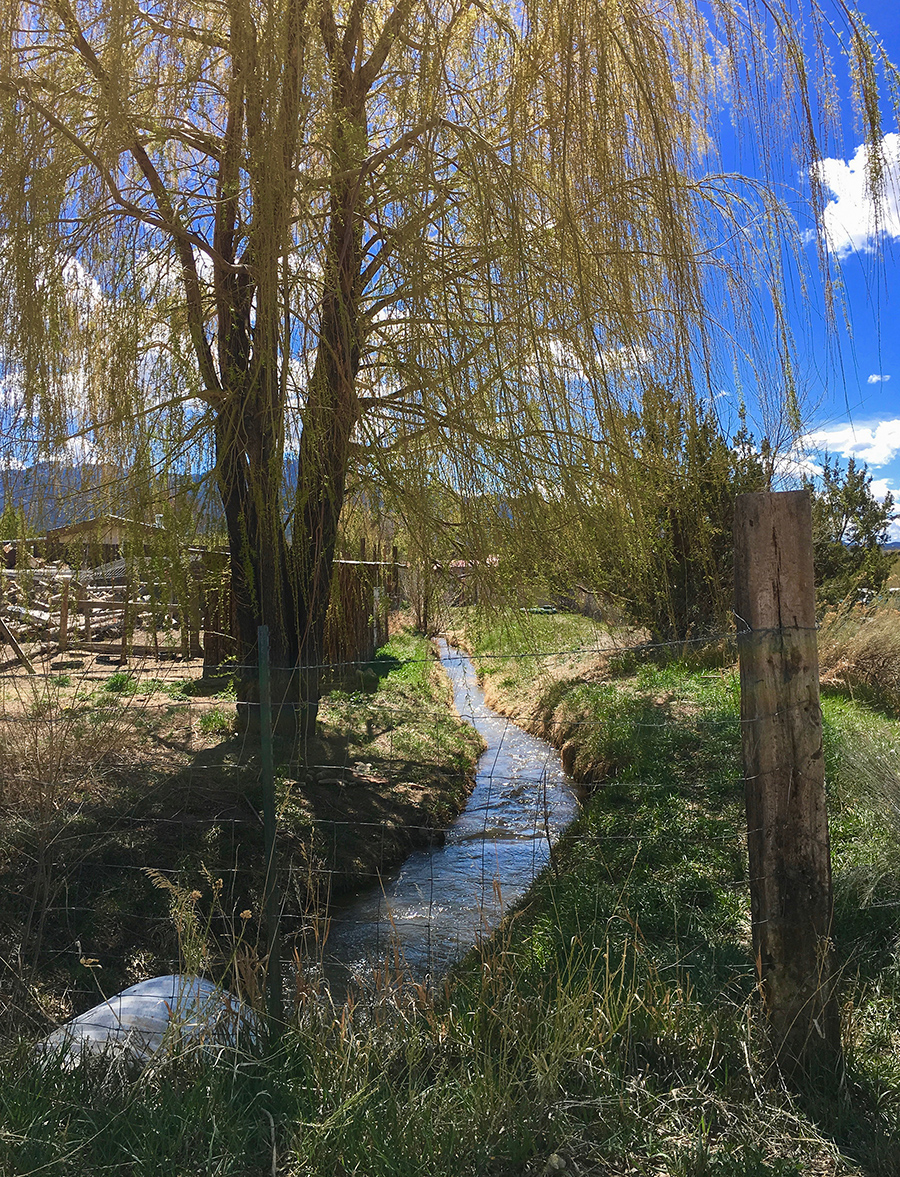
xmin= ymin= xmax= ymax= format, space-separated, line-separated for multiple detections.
xmin=39 ymin=974 xmax=256 ymax=1067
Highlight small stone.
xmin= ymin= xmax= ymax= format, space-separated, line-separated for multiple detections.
xmin=545 ymin=1156 xmax=566 ymax=1173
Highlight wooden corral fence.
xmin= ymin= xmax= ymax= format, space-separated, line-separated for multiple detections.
xmin=0 ymin=556 xmax=398 ymax=673
xmin=324 ymin=560 xmax=391 ymax=669
xmin=0 ymin=565 xmax=207 ymax=669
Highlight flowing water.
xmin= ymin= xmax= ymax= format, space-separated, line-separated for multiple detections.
xmin=46 ymin=642 xmax=578 ymax=1058
xmin=321 ymin=640 xmax=579 ymax=986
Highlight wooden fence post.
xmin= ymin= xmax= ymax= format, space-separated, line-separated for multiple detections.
xmin=119 ymin=582 xmax=131 ymax=666
xmin=58 ymin=581 xmax=69 ymax=654
xmin=734 ymin=489 xmax=841 ymax=1081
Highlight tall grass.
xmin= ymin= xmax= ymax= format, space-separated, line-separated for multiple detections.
xmin=818 ymin=597 xmax=900 ymax=714
xmin=5 ymin=618 xmax=900 ymax=1174
xmin=0 ymin=932 xmax=804 ymax=1176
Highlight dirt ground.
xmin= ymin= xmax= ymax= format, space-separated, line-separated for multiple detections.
xmin=0 ymin=633 xmax=480 ymax=1029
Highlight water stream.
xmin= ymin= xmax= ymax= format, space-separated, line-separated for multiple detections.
xmin=321 ymin=640 xmax=579 ymax=986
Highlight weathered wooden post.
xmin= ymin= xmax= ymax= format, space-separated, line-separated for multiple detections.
xmin=58 ymin=581 xmax=69 ymax=654
xmin=119 ymin=583 xmax=132 ymax=666
xmin=734 ymin=489 xmax=842 ymax=1081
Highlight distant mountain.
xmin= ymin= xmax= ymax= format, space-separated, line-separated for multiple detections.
xmin=0 ymin=463 xmax=117 ymax=531
xmin=0 ymin=462 xmax=223 ymax=533
xmin=2 ymin=457 xmax=361 ymax=537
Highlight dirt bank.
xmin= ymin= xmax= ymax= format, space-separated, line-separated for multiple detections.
xmin=0 ymin=631 xmax=482 ymax=1029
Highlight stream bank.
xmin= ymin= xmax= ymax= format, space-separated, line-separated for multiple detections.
xmin=319 ymin=639 xmax=579 ymax=986
xmin=0 ymin=628 xmax=482 ymax=1033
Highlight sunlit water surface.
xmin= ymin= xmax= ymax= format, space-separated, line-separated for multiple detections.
xmin=320 ymin=640 xmax=578 ymax=987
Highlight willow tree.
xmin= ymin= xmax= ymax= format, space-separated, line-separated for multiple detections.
xmin=0 ymin=0 xmax=894 ymax=725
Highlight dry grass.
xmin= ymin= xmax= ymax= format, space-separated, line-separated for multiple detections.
xmin=818 ymin=600 xmax=900 ymax=714
xmin=0 ymin=630 xmax=482 ymax=1035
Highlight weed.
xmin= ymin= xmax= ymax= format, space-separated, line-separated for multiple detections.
xmin=103 ymin=671 xmax=136 ymax=694
xmin=5 ymin=612 xmax=900 ymax=1173
xmin=143 ymin=867 xmax=262 ymax=1007
xmin=198 ymin=705 xmax=234 ymax=735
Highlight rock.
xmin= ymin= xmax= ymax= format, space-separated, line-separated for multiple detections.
xmin=38 ymin=974 xmax=257 ymax=1068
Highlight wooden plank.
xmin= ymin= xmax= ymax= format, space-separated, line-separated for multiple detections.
xmin=0 ymin=615 xmax=36 ymax=673
xmin=59 ymin=581 xmax=69 ymax=653
xmin=734 ymin=489 xmax=841 ymax=1081
xmin=61 ymin=641 xmax=184 ymax=656
xmin=119 ymin=585 xmax=131 ymax=665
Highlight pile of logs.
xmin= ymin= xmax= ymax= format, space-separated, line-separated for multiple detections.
xmin=0 ymin=568 xmax=199 ymax=667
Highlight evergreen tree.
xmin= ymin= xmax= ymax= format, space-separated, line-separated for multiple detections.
xmin=805 ymin=457 xmax=895 ymax=607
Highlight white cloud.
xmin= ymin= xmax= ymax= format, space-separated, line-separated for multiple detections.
xmin=62 ymin=257 xmax=103 ymax=308
xmin=798 ymin=418 xmax=900 ymax=467
xmin=869 ymin=476 xmax=895 ymax=500
xmin=811 ymin=133 xmax=900 ymax=258
xmin=0 ymin=371 xmax=25 ymax=410
xmin=790 ymin=418 xmax=900 ymax=539
xmin=597 ymin=343 xmax=654 ymax=373
xmin=774 ymin=448 xmax=822 ymax=483
xmin=868 ymin=373 xmax=890 ymax=383
xmin=60 ymin=433 xmax=98 ymax=464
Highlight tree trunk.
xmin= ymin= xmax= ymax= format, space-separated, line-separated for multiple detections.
xmin=213 ymin=96 xmax=365 ymax=742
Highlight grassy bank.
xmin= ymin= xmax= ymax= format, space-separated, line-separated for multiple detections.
xmin=4 ymin=611 xmax=900 ymax=1174
xmin=0 ymin=627 xmax=482 ymax=1035
xmin=459 ymin=608 xmax=900 ymax=1171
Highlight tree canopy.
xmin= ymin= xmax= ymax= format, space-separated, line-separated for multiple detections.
xmin=0 ymin=0 xmax=896 ymax=722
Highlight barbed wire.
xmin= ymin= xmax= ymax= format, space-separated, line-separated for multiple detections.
xmin=1 ymin=618 xmax=891 ymax=1027
xmin=0 ymin=618 xmax=833 ymax=683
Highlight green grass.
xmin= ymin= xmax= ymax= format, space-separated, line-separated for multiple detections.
xmin=198 ymin=704 xmax=234 ymax=735
xmin=457 ymin=613 xmax=900 ymax=1170
xmin=6 ymin=617 xmax=900 ymax=1174
xmin=320 ymin=628 xmax=483 ymax=777
xmin=465 ymin=606 xmax=612 ymax=656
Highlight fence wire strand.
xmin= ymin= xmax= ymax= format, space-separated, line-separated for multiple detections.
xmin=0 ymin=616 xmax=872 ymax=1029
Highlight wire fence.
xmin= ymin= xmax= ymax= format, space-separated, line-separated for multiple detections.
xmin=0 ymin=618 xmax=849 ymax=1031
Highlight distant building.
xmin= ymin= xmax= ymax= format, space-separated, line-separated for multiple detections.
xmin=45 ymin=514 xmax=165 ymax=567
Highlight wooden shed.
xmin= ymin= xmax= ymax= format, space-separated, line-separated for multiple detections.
xmin=46 ymin=514 xmax=164 ymax=567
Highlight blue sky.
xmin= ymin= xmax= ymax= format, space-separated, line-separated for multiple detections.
xmin=778 ymin=0 xmax=900 ymax=536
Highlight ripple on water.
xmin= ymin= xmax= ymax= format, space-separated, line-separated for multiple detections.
xmin=321 ymin=640 xmax=578 ymax=988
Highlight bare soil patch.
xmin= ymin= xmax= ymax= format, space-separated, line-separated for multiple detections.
xmin=0 ymin=633 xmax=481 ymax=1031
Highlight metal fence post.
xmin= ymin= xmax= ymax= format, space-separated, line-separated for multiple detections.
xmin=258 ymin=625 xmax=284 ymax=1029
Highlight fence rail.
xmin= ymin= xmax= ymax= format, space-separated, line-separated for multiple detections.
xmin=0 ymin=557 xmax=398 ymax=672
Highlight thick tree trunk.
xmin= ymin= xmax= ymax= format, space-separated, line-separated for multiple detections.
xmin=215 ymin=181 xmax=364 ymax=743
xmin=216 ymin=378 xmax=301 ymax=737
xmin=212 ymin=34 xmax=367 ymax=744
xmin=289 ymin=80 xmax=365 ymax=736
